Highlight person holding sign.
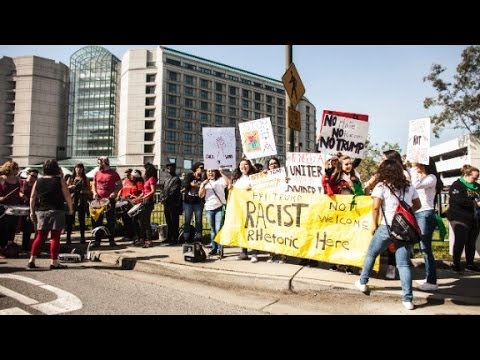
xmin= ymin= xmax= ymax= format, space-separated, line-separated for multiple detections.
xmin=229 ymin=159 xmax=258 ymax=261
xmin=410 ymin=159 xmax=441 ymax=290
xmin=264 ymin=157 xmax=288 ymax=264
xmin=323 ymin=155 xmax=364 ymax=274
xmin=198 ymin=168 xmax=231 ymax=258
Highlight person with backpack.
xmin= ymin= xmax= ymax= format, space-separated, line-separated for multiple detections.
xmin=354 ymin=159 xmax=421 ymax=310
xmin=364 ymin=150 xmax=411 ymax=280
xmin=410 ymin=158 xmax=442 ymax=291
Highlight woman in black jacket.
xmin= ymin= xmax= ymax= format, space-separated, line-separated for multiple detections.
xmin=447 ymin=164 xmax=480 ymax=273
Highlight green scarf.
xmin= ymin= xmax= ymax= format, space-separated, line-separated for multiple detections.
xmin=459 ymin=176 xmax=479 ymax=191
xmin=350 ymin=181 xmax=365 ymax=207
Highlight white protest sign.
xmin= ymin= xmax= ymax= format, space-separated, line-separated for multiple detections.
xmin=318 ymin=110 xmax=369 ymax=159
xmin=285 ymin=152 xmax=325 ymax=194
xmin=202 ymin=127 xmax=236 ymax=169
xmin=406 ymin=117 xmax=431 ymax=165
xmin=238 ymin=117 xmax=277 ymax=160
xmin=249 ymin=167 xmax=287 ymax=191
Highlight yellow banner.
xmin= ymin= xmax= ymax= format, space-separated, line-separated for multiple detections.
xmin=217 ymin=188 xmax=379 ymax=271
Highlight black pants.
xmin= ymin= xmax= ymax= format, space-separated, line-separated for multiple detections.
xmin=136 ymin=202 xmax=154 ymax=241
xmin=164 ymin=204 xmax=180 ymax=243
xmin=451 ymin=220 xmax=480 ymax=266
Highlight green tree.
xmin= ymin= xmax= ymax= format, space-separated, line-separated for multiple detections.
xmin=356 ymin=140 xmax=402 ymax=181
xmin=423 ymin=45 xmax=480 ymax=137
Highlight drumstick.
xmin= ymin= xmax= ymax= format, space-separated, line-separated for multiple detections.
xmin=1 ymin=186 xmax=19 ymax=200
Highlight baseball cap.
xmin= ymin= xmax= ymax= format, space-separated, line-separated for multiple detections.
xmin=132 ymin=170 xmax=142 ymax=178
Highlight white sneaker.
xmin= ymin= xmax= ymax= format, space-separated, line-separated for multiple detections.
xmin=418 ymin=282 xmax=438 ymax=291
xmin=250 ymin=256 xmax=258 ymax=263
xmin=415 ymin=279 xmax=427 ymax=286
xmin=267 ymin=258 xmax=273 ymax=263
xmin=354 ymin=280 xmax=368 ymax=293
xmin=385 ymin=265 xmax=396 ymax=280
xmin=402 ymin=301 xmax=415 ymax=310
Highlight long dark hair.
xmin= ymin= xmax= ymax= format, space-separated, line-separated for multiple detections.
xmin=144 ymin=163 xmax=158 ymax=181
xmin=424 ymin=157 xmax=443 ymax=195
xmin=74 ymin=163 xmax=88 ymax=188
xmin=232 ymin=159 xmax=257 ymax=182
xmin=377 ymin=159 xmax=409 ymax=191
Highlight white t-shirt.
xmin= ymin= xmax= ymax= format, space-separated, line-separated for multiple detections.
xmin=409 ymin=169 xmax=436 ymax=212
xmin=371 ymin=182 xmax=419 ymax=225
xmin=233 ymin=174 xmax=251 ymax=190
xmin=204 ymin=177 xmax=227 ymax=211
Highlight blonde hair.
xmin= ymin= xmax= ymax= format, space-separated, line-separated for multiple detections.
xmin=0 ymin=161 xmax=19 ymax=176
xmin=462 ymin=164 xmax=479 ymax=176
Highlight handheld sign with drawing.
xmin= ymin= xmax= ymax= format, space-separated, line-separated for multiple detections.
xmin=203 ymin=127 xmax=236 ymax=169
xmin=238 ymin=117 xmax=277 ymax=160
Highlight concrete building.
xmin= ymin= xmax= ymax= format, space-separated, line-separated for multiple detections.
xmin=430 ymin=134 xmax=480 ymax=187
xmin=2 ymin=46 xmax=317 ymax=175
xmin=0 ymin=56 xmax=69 ymax=167
xmin=67 ymin=46 xmax=121 ymax=162
xmin=118 ymin=46 xmax=316 ymax=173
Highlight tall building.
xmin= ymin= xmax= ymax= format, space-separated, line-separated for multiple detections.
xmin=430 ymin=134 xmax=480 ymax=187
xmin=118 ymin=46 xmax=316 ymax=173
xmin=67 ymin=46 xmax=120 ymax=161
xmin=0 ymin=56 xmax=69 ymax=167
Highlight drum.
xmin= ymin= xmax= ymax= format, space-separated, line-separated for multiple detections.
xmin=115 ymin=199 xmax=131 ymax=214
xmin=89 ymin=198 xmax=110 ymax=221
xmin=4 ymin=205 xmax=30 ymax=216
xmin=127 ymin=203 xmax=145 ymax=218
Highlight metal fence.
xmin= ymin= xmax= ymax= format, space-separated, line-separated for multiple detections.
xmin=150 ymin=203 xmax=212 ymax=237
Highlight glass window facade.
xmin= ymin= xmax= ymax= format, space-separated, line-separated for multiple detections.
xmin=67 ymin=46 xmax=120 ymax=158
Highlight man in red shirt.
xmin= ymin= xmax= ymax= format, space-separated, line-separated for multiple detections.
xmin=91 ymin=156 xmax=122 ymax=247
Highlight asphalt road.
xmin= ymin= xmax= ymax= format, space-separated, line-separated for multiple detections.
xmin=3 ymin=257 xmax=480 ymax=315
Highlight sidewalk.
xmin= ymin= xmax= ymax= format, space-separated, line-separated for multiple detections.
xmin=55 ymin=231 xmax=480 ymax=307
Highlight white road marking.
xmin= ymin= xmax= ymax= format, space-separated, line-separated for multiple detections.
xmin=0 ymin=274 xmax=83 ymax=315
xmin=33 ymin=285 xmax=83 ymax=315
xmin=0 ymin=307 xmax=31 ymax=315
xmin=0 ymin=284 xmax=38 ymax=305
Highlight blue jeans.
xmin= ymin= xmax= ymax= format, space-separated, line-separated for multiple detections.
xmin=183 ymin=201 xmax=203 ymax=241
xmin=206 ymin=207 xmax=223 ymax=251
xmin=359 ymin=225 xmax=413 ymax=302
xmin=415 ymin=210 xmax=437 ymax=284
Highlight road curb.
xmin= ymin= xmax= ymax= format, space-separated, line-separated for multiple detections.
xmin=94 ymin=249 xmax=480 ymax=306
xmin=134 ymin=259 xmax=292 ymax=292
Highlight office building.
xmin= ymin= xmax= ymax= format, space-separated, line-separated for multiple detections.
xmin=430 ymin=134 xmax=480 ymax=187
xmin=118 ymin=46 xmax=316 ymax=173
xmin=0 ymin=55 xmax=68 ymax=167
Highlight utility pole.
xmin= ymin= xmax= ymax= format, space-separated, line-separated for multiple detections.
xmin=285 ymin=45 xmax=294 ymax=153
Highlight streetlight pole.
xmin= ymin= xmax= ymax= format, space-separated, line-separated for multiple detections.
xmin=285 ymin=45 xmax=294 ymax=153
